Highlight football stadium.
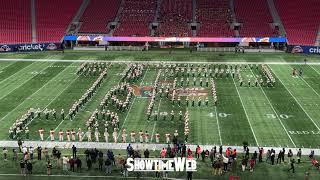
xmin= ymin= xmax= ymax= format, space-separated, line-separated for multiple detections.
xmin=0 ymin=0 xmax=320 ymax=179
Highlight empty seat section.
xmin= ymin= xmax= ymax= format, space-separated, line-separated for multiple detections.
xmin=0 ymin=0 xmax=32 ymax=44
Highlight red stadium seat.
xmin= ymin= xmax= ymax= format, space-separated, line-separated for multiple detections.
xmin=274 ymin=0 xmax=320 ymax=45
xmin=79 ymin=0 xmax=121 ymax=34
xmin=234 ymin=0 xmax=276 ymax=37
xmin=156 ymin=0 xmax=193 ymax=37
xmin=113 ymin=0 xmax=156 ymax=37
xmin=0 ymin=0 xmax=32 ymax=44
xmin=35 ymin=0 xmax=82 ymax=42
xmin=196 ymin=0 xmax=234 ymax=37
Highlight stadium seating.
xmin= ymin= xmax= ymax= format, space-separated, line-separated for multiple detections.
xmin=196 ymin=0 xmax=234 ymax=37
xmin=35 ymin=0 xmax=82 ymax=42
xmin=0 ymin=0 xmax=32 ymax=44
xmin=113 ymin=0 xmax=156 ymax=36
xmin=79 ymin=0 xmax=120 ymax=34
xmin=234 ymin=0 xmax=276 ymax=37
xmin=156 ymin=0 xmax=193 ymax=37
xmin=274 ymin=0 xmax=320 ymax=45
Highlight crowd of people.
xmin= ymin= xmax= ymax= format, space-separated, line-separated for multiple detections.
xmin=2 ymin=141 xmax=318 ymax=178
xmin=261 ymin=64 xmax=276 ymax=86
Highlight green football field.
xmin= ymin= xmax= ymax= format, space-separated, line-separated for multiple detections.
xmin=0 ymin=50 xmax=320 ymax=149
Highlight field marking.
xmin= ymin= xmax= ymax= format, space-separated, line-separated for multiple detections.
xmin=214 ymin=106 xmax=222 ymax=145
xmin=25 ymin=63 xmax=78 ymax=127
xmin=0 ymin=62 xmax=14 ymax=71
xmin=0 ymin=62 xmax=57 ymax=122
xmin=3 ymin=58 xmax=320 ymax=65
xmin=299 ymin=70 xmax=320 ymax=98
xmin=232 ymin=77 xmax=259 ymax=146
xmin=0 ymin=61 xmax=36 ymax=85
xmin=118 ymin=68 xmax=149 ymax=138
xmin=248 ymin=68 xmax=296 ymax=147
xmin=0 ymin=62 xmax=42 ymax=100
xmin=270 ymin=65 xmax=320 ymax=131
xmin=310 ymin=65 xmax=320 ymax=75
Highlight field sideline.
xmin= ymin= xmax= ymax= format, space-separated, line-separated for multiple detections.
xmin=0 ymin=51 xmax=320 ymax=150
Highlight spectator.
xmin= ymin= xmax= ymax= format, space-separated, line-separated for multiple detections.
xmin=250 ymin=157 xmax=255 ymax=172
xmin=253 ymin=151 xmax=257 ymax=164
xmin=13 ymin=149 xmax=18 ymax=161
xmin=271 ymin=149 xmax=275 ymax=165
xmin=26 ymin=161 xmax=33 ymax=174
xmin=201 ymin=150 xmax=206 ymax=162
xmin=87 ymin=158 xmax=92 ymax=170
xmin=29 ymin=146 xmax=34 ymax=160
xmin=196 ymin=145 xmax=201 ymax=159
xmin=56 ymin=150 xmax=61 ymax=167
xmin=241 ymin=157 xmax=247 ymax=171
xmin=44 ymin=148 xmax=49 ymax=161
xmin=20 ymin=160 xmax=26 ymax=176
xmin=187 ymin=171 xmax=193 ymax=180
xmin=72 ymin=145 xmax=77 ymax=158
xmin=3 ymin=148 xmax=8 ymax=161
xmin=258 ymin=148 xmax=263 ymax=162
xmin=266 ymin=149 xmax=271 ymax=163
xmin=288 ymin=158 xmax=295 ymax=173
xmin=62 ymin=156 xmax=69 ymax=174
xmin=75 ymin=158 xmax=82 ymax=172
xmin=288 ymin=149 xmax=293 ymax=164
xmin=69 ymin=157 xmax=75 ymax=172
xmin=47 ymin=161 xmax=52 ymax=175
xmin=98 ymin=156 xmax=104 ymax=171
xmin=144 ymin=149 xmax=150 ymax=158
xmin=222 ymin=154 xmax=229 ymax=172
xmin=105 ymin=158 xmax=112 ymax=174
xmin=309 ymin=150 xmax=314 ymax=159
xmin=18 ymin=139 xmax=23 ymax=152
xmin=297 ymin=148 xmax=302 ymax=164
xmin=37 ymin=146 xmax=42 ymax=160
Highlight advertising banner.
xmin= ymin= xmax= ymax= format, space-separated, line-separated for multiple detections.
xmin=64 ymin=35 xmax=287 ymax=43
xmin=287 ymin=45 xmax=320 ymax=55
xmin=0 ymin=42 xmax=61 ymax=53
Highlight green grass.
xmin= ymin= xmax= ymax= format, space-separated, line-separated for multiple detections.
xmin=0 ymin=51 xmax=320 ymax=178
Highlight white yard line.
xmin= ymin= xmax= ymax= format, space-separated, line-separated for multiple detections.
xmin=232 ymin=77 xmax=259 ymax=146
xmin=248 ymin=68 xmax=296 ymax=147
xmin=310 ymin=65 xmax=320 ymax=75
xmin=269 ymin=65 xmax=320 ymax=131
xmin=214 ymin=106 xmax=222 ymax=145
xmin=0 ymin=62 xmax=42 ymax=100
xmin=300 ymin=76 xmax=320 ymax=98
xmin=0 ymin=61 xmax=36 ymax=85
xmin=2 ymin=58 xmax=320 ymax=65
xmin=0 ymin=62 xmax=56 ymax=122
xmin=0 ymin=62 xmax=14 ymax=70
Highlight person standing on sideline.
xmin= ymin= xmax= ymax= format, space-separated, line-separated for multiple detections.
xmin=47 ymin=161 xmax=52 ymax=175
xmin=3 ymin=148 xmax=8 ymax=161
xmin=297 ymin=148 xmax=302 ymax=164
xmin=288 ymin=158 xmax=295 ymax=173
xmin=241 ymin=157 xmax=247 ymax=171
xmin=72 ymin=145 xmax=77 ymax=158
xmin=250 ymin=157 xmax=255 ymax=172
